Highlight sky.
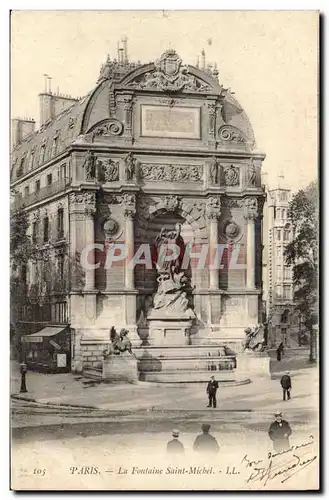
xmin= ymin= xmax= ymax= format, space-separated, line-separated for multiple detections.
xmin=10 ymin=10 xmax=318 ymax=191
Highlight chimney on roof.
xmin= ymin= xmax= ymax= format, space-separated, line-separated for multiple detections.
xmin=11 ymin=117 xmax=35 ymax=147
xmin=201 ymin=49 xmax=206 ymax=70
xmin=39 ymin=74 xmax=78 ymax=126
xmin=122 ymin=36 xmax=128 ymax=63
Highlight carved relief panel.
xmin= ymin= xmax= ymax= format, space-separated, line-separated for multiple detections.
xmin=220 ymin=163 xmax=240 ymax=187
xmin=139 ymin=163 xmax=203 ymax=183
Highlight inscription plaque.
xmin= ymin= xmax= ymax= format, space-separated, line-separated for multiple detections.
xmin=141 ymin=105 xmax=201 ymax=139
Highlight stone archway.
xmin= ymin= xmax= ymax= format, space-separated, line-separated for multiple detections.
xmin=134 ymin=195 xmax=208 ymax=322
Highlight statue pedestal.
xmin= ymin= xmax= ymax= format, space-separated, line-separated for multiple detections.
xmin=237 ymin=351 xmax=270 ymax=379
xmin=147 ymin=309 xmax=195 ymax=346
xmin=102 ymin=353 xmax=138 ymax=383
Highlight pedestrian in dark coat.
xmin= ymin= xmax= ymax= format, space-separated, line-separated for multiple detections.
xmin=280 ymin=371 xmax=292 ymax=401
xmin=268 ymin=411 xmax=292 ymax=452
xmin=206 ymin=375 xmax=219 ymax=408
xmin=167 ymin=429 xmax=184 ymax=455
xmin=193 ymin=424 xmax=220 ymax=454
xmin=276 ymin=342 xmax=284 ymax=361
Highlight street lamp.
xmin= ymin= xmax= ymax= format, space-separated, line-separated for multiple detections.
xmin=19 ymin=362 xmax=28 ymax=393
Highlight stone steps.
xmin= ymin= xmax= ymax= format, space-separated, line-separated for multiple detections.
xmin=140 ymin=370 xmax=250 ymax=384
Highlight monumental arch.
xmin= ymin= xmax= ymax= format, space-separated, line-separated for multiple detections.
xmin=11 ymin=47 xmax=266 ymax=381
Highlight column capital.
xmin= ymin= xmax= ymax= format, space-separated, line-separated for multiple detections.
xmin=69 ymin=191 xmax=97 ymax=215
xmin=206 ymin=196 xmax=221 ymax=220
xmin=243 ymin=197 xmax=258 ymax=220
xmin=124 ymin=207 xmax=136 ymax=220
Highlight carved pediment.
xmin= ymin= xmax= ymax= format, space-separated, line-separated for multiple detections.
xmin=125 ymin=49 xmax=213 ymax=93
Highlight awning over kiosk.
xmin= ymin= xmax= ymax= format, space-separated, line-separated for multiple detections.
xmin=23 ymin=327 xmax=67 ymax=343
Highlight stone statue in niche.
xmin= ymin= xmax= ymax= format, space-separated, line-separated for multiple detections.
xmin=223 ymin=164 xmax=239 ymax=186
xmin=209 ymin=156 xmax=219 ymax=184
xmin=83 ymin=151 xmax=96 ymax=180
xmin=151 ymin=224 xmax=195 ymax=318
xmin=154 ymin=223 xmax=185 ymax=274
xmin=125 ymin=152 xmax=137 ymax=181
xmin=247 ymin=162 xmax=257 ymax=186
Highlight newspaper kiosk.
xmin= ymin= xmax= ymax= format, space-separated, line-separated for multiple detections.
xmin=22 ymin=326 xmax=71 ymax=373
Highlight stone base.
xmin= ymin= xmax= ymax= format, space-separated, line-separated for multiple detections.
xmin=134 ymin=345 xmax=249 ymax=384
xmin=147 ymin=318 xmax=193 ymax=346
xmin=141 ymin=369 xmax=250 ymax=384
xmin=102 ymin=354 xmax=138 ymax=384
xmin=237 ymin=351 xmax=271 ymax=379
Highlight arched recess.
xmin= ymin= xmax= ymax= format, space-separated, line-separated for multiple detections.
xmin=135 ymin=199 xmax=208 ymax=322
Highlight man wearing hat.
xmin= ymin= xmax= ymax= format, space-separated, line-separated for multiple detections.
xmin=193 ymin=424 xmax=220 ymax=454
xmin=167 ymin=429 xmax=185 ymax=455
xmin=206 ymin=375 xmax=219 ymax=408
xmin=280 ymin=371 xmax=292 ymax=401
xmin=268 ymin=411 xmax=292 ymax=452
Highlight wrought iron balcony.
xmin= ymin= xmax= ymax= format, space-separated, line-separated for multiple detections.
xmin=11 ymin=178 xmax=70 ymax=210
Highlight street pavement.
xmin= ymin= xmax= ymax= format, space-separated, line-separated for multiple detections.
xmin=11 ymin=361 xmax=319 ymax=491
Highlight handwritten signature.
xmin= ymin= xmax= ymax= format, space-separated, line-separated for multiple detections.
xmin=241 ymin=436 xmax=318 ymax=486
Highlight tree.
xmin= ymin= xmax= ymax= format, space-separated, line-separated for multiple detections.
xmin=284 ymin=181 xmax=318 ymax=362
xmin=10 ymin=206 xmax=34 ymax=272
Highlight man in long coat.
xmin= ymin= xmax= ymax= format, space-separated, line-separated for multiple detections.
xmin=268 ymin=411 xmax=292 ymax=452
xmin=280 ymin=371 xmax=292 ymax=401
xmin=206 ymin=375 xmax=219 ymax=408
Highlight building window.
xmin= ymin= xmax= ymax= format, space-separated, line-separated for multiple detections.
xmin=29 ymin=150 xmax=35 ymax=170
xmin=35 ymin=180 xmax=40 ymax=192
xmin=276 ymin=246 xmax=282 ymax=259
xmin=39 ymin=145 xmax=46 ymax=165
xmin=283 ymin=229 xmax=290 ymax=241
xmin=284 ymin=266 xmax=292 ymax=279
xmin=51 ymin=136 xmax=59 ymax=157
xmin=59 ymin=163 xmax=66 ymax=180
xmin=276 ymin=208 xmax=281 ymax=220
xmin=281 ymin=309 xmax=289 ymax=323
xmin=57 ymin=208 xmax=64 ymax=239
xmin=24 ymin=186 xmax=29 ymax=197
xmin=276 ymin=285 xmax=282 ymax=298
xmin=281 ymin=209 xmax=286 ymax=219
xmin=283 ymin=285 xmax=291 ymax=300
xmin=17 ymin=156 xmax=25 ymax=178
xmin=32 ymin=221 xmax=38 ymax=244
xmin=276 ymin=266 xmax=282 ymax=280
xmin=276 ymin=229 xmax=281 ymax=241
xmin=279 ymin=191 xmax=288 ymax=202
xmin=43 ymin=216 xmax=49 ymax=243
xmin=58 ymin=254 xmax=65 ymax=280
xmin=47 ymin=173 xmax=52 ymax=186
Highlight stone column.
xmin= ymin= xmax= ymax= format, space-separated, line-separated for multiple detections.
xmin=209 ymin=214 xmax=219 ymax=290
xmin=206 ymin=197 xmax=221 ymax=290
xmin=84 ymin=211 xmax=95 ymax=291
xmin=244 ymin=197 xmax=258 ymax=289
xmin=124 ymin=194 xmax=139 ymax=346
xmin=124 ymin=205 xmax=135 ymax=290
xmin=83 ymin=192 xmax=96 ymax=291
